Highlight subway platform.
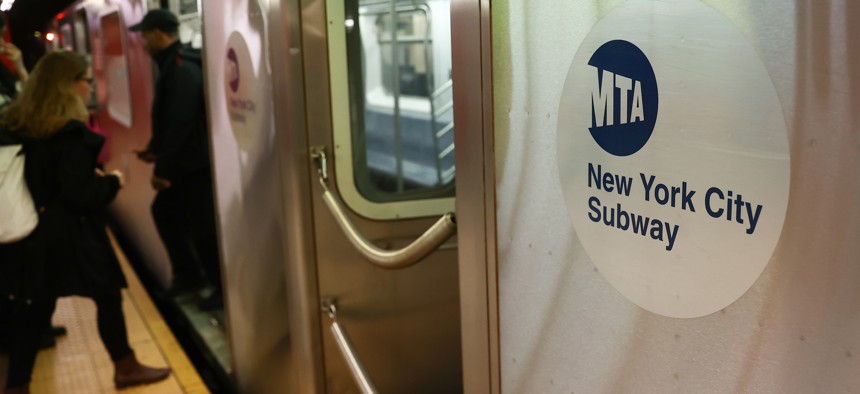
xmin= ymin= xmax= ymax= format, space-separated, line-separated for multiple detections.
xmin=1 ymin=232 xmax=209 ymax=394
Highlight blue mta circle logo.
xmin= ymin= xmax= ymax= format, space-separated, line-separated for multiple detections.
xmin=588 ymin=40 xmax=658 ymax=156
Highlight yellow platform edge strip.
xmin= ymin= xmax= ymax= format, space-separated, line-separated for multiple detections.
xmin=107 ymin=229 xmax=211 ymax=394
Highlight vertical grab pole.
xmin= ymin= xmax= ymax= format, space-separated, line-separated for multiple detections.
xmin=390 ymin=0 xmax=405 ymax=192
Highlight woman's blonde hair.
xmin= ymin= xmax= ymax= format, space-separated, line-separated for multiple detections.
xmin=1 ymin=51 xmax=90 ymax=138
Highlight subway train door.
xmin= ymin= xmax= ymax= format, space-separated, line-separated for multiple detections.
xmin=271 ymin=0 xmax=463 ymax=392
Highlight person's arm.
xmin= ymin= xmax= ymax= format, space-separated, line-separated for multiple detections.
xmin=135 ymin=88 xmax=160 ymax=163
xmin=0 ymin=41 xmax=28 ymax=84
xmin=134 ymin=148 xmax=156 ymax=163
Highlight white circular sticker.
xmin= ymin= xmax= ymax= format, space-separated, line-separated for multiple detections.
xmin=556 ymin=0 xmax=790 ymax=318
xmin=225 ymin=31 xmax=260 ymax=150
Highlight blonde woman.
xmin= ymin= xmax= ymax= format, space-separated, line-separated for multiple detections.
xmin=1 ymin=51 xmax=169 ymax=393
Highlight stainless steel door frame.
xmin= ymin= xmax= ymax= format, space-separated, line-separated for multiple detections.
xmin=268 ymin=0 xmax=327 ymax=392
xmin=452 ymin=1 xmax=499 ymax=393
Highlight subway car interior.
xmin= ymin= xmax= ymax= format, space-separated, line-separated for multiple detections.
xmin=0 ymin=0 xmax=859 ymax=393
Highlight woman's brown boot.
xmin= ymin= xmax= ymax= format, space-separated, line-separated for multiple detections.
xmin=113 ymin=353 xmax=170 ymax=389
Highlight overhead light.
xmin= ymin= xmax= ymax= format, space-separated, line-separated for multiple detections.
xmin=0 ymin=0 xmax=14 ymax=12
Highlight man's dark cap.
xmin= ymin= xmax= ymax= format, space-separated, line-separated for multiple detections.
xmin=129 ymin=9 xmax=179 ymax=32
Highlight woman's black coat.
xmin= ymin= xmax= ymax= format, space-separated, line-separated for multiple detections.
xmin=2 ymin=120 xmax=126 ymax=301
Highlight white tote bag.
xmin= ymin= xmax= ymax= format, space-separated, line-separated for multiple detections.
xmin=0 ymin=144 xmax=38 ymax=243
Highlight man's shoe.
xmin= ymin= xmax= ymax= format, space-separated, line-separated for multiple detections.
xmin=113 ymin=353 xmax=171 ymax=389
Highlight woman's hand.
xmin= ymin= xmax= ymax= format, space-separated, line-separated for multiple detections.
xmin=95 ymin=168 xmax=125 ymax=188
xmin=134 ymin=149 xmax=157 ymax=163
xmin=110 ymin=170 xmax=125 ymax=188
xmin=150 ymin=176 xmax=171 ymax=191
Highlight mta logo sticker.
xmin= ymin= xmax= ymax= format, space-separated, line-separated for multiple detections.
xmin=588 ymin=40 xmax=658 ymax=156
xmin=556 ymin=0 xmax=790 ymax=318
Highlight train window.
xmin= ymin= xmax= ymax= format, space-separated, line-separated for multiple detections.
xmin=329 ymin=0 xmax=455 ymax=219
xmin=60 ymin=24 xmax=74 ymax=51
xmin=69 ymin=11 xmax=96 ymax=107
xmin=73 ymin=9 xmax=90 ymax=55
xmin=376 ymin=9 xmax=432 ymax=97
xmin=99 ymin=11 xmax=133 ymax=128
xmin=178 ymin=0 xmax=198 ymax=15
xmin=169 ymin=0 xmax=203 ymax=48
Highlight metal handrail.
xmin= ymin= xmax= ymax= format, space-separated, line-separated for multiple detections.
xmin=435 ymin=121 xmax=455 ymax=139
xmin=430 ymin=79 xmax=455 ymax=184
xmin=433 ymin=101 xmax=454 ymax=119
xmin=431 ymin=79 xmax=454 ymax=100
xmin=437 ymin=143 xmax=455 ymax=159
xmin=312 ymin=147 xmax=457 ymax=269
xmin=324 ymin=302 xmax=379 ymax=394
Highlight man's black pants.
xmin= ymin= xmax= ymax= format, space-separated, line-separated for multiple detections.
xmin=151 ymin=172 xmax=222 ymax=291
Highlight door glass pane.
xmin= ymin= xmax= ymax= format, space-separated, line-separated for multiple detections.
xmin=345 ymin=0 xmax=454 ymax=202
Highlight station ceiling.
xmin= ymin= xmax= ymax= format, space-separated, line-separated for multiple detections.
xmin=8 ymin=0 xmax=75 ymax=33
xmin=5 ymin=0 xmax=75 ymax=67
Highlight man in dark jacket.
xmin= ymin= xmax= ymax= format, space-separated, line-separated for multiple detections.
xmin=130 ymin=9 xmax=222 ymax=309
